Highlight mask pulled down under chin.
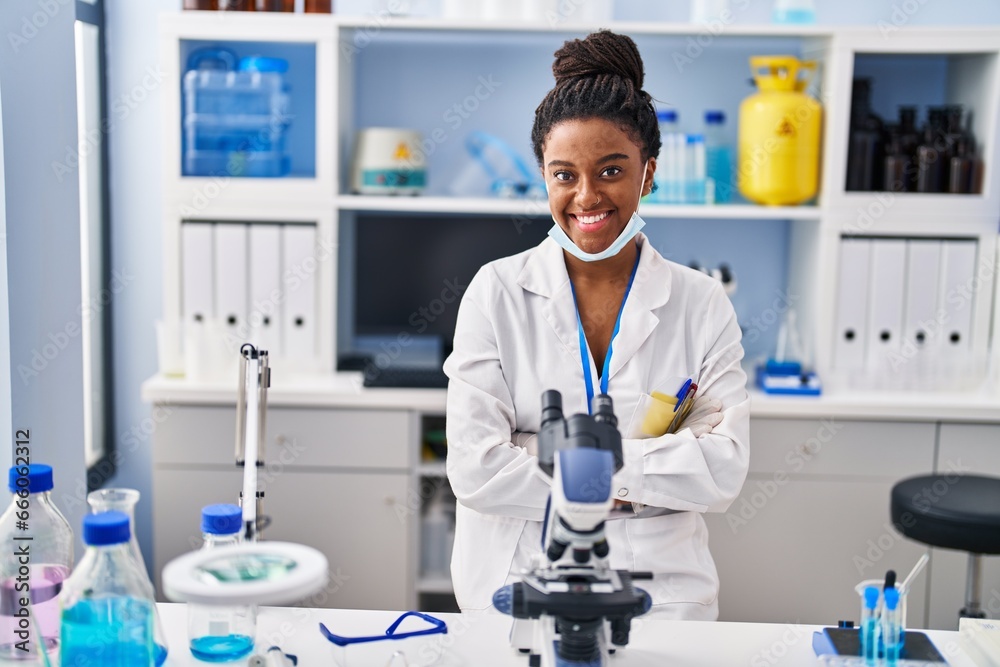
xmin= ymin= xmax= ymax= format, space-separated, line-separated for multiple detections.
xmin=547 ymin=210 xmax=647 ymax=262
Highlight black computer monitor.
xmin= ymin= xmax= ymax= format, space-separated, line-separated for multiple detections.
xmin=342 ymin=212 xmax=552 ymax=367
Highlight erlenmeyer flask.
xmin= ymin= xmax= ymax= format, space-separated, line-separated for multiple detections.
xmin=87 ymin=488 xmax=169 ymax=666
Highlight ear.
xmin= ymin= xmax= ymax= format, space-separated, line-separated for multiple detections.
xmin=643 ymin=157 xmax=657 ymax=196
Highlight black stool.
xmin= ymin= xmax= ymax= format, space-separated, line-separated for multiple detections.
xmin=891 ymin=474 xmax=1000 ymax=619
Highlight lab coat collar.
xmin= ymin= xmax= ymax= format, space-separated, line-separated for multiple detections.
xmin=516 ymin=233 xmax=673 ymax=382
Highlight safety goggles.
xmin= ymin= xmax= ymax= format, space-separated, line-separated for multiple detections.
xmin=319 ymin=611 xmax=448 ymax=646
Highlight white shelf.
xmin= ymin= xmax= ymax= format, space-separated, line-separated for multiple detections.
xmin=415 ymin=576 xmax=454 ymax=595
xmin=336 ymin=195 xmax=821 ymax=220
xmin=417 ymin=461 xmax=448 ymax=477
xmin=335 ymin=16 xmax=836 ymax=38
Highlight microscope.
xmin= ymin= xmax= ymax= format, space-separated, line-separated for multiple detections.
xmin=493 ymin=390 xmax=652 ymax=667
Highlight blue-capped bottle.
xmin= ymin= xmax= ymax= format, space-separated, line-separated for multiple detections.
xmin=704 ymin=110 xmax=734 ymax=203
xmin=0 ymin=464 xmax=73 ymax=661
xmin=188 ymin=504 xmax=257 ymax=662
xmin=59 ymin=511 xmax=156 ymax=666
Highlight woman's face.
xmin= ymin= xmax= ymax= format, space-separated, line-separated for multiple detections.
xmin=542 ymin=117 xmax=656 ymax=256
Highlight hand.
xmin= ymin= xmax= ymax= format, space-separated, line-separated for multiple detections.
xmin=512 ymin=431 xmax=539 ymax=456
xmin=679 ymin=396 xmax=724 ymax=438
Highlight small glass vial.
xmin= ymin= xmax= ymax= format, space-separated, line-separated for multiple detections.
xmin=188 ymin=504 xmax=257 ymax=662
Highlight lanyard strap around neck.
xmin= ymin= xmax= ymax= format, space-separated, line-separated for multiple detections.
xmin=570 ymin=251 xmax=641 ymax=415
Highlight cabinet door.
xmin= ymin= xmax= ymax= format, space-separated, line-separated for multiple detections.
xmin=704 ymin=418 xmax=935 ymax=626
xmin=927 ymin=423 xmax=1000 ymax=630
xmin=153 ymin=404 xmax=411 ymax=469
xmin=153 ymin=468 xmax=412 ymax=611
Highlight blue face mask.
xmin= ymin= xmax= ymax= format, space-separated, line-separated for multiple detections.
xmin=547 ymin=161 xmax=649 ymax=262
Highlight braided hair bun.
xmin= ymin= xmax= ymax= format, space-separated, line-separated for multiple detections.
xmin=532 ymin=30 xmax=660 ymax=165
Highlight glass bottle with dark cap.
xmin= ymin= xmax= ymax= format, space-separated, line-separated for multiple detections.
xmin=846 ymin=79 xmax=885 ymax=191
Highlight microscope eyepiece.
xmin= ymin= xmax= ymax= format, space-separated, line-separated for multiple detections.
xmin=541 ymin=390 xmax=564 ymax=427
xmin=591 ymin=394 xmax=617 ymax=428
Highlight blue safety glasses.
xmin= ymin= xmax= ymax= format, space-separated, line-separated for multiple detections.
xmin=319 ymin=611 xmax=448 ymax=647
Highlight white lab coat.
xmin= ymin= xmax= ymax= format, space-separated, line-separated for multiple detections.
xmin=443 ymin=233 xmax=750 ymax=619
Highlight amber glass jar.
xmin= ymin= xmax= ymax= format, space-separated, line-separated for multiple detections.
xmin=305 ymin=0 xmax=332 ymax=12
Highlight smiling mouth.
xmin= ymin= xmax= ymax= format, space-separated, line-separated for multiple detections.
xmin=573 ymin=210 xmax=611 ymax=225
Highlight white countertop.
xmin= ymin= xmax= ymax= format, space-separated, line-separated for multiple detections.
xmin=155 ymin=603 xmax=976 ymax=667
xmin=142 ymin=373 xmax=1000 ymax=423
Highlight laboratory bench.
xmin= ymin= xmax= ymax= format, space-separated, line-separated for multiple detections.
xmin=143 ymin=373 xmax=1000 ymax=631
xmin=155 ymin=602 xmax=982 ymax=667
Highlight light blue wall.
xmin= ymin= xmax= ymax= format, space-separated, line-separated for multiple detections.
xmin=103 ymin=0 xmax=1000 ymax=566
xmin=0 ymin=0 xmax=90 ymax=556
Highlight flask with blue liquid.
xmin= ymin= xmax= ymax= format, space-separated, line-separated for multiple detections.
xmin=59 ymin=511 xmax=156 ymax=666
xmin=187 ymin=504 xmax=257 ymax=662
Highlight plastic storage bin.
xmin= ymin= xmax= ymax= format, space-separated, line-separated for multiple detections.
xmin=183 ymin=48 xmax=292 ymax=177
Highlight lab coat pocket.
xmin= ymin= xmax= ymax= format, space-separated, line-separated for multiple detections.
xmin=625 ymin=375 xmax=695 ymax=439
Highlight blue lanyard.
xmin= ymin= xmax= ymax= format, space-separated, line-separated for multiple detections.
xmin=569 ymin=253 xmax=641 ymax=414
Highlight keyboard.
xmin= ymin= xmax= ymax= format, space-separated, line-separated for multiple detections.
xmin=363 ymin=366 xmax=449 ymax=389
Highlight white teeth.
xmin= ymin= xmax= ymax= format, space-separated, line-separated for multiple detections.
xmin=577 ymin=211 xmax=610 ymax=225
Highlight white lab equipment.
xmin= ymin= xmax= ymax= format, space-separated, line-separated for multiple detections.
xmin=690 ymin=0 xmax=731 ymax=23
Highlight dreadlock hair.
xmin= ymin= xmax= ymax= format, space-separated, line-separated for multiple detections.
xmin=531 ymin=30 xmax=661 ymax=166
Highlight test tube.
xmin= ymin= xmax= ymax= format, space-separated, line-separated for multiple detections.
xmin=860 ymin=586 xmax=879 ymax=665
xmin=882 ymin=587 xmax=902 ymax=665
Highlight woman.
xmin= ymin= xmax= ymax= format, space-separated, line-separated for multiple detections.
xmin=443 ymin=30 xmax=750 ymax=620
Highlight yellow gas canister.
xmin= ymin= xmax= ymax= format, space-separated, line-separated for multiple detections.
xmin=738 ymin=56 xmax=822 ymax=206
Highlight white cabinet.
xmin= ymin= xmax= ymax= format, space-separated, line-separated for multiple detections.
xmin=705 ymin=418 xmax=936 ymax=626
xmin=926 ymin=423 xmax=1000 ymax=630
xmin=151 ymin=404 xmax=415 ymax=611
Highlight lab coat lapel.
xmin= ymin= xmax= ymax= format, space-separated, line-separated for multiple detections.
xmin=516 ymin=238 xmax=582 ymax=367
xmin=606 ymin=235 xmax=673 ymax=382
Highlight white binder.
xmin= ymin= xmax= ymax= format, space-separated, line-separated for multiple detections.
xmin=282 ymin=224 xmax=317 ymax=362
xmin=833 ymin=238 xmax=871 ymax=370
xmin=866 ymin=239 xmax=907 ymax=371
xmin=938 ymin=239 xmax=977 ymax=358
xmin=249 ymin=224 xmax=283 ymax=356
xmin=214 ymin=223 xmax=249 ymax=343
xmin=902 ymin=239 xmax=942 ymax=359
xmin=181 ymin=222 xmax=214 ymax=326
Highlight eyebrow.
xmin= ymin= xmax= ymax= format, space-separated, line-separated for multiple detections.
xmin=546 ymin=153 xmax=631 ymax=168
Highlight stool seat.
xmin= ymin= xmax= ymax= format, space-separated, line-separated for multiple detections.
xmin=891 ymin=474 xmax=1000 ymax=555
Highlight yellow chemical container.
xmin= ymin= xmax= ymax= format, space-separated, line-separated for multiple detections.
xmin=738 ymin=56 xmax=822 ymax=206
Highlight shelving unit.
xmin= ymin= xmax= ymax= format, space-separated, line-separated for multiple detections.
xmin=156 ymin=12 xmax=1000 ymax=618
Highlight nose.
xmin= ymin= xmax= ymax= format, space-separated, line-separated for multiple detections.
xmin=574 ymin=175 xmax=602 ymax=210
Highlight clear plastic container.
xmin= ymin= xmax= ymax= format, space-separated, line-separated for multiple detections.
xmin=685 ymin=134 xmax=707 ymax=204
xmin=183 ymin=50 xmax=292 ymax=177
xmin=704 ymin=110 xmax=733 ymax=203
xmin=59 ymin=512 xmax=156 ymax=665
xmin=188 ymin=504 xmax=257 ymax=662
xmin=88 ymin=489 xmax=169 ymax=666
xmin=654 ymin=109 xmax=681 ymax=204
xmin=0 ymin=464 xmax=73 ymax=661
xmin=855 ymin=579 xmax=907 ymax=657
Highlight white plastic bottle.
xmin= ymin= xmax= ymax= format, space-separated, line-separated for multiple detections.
xmin=704 ymin=110 xmax=733 ymax=204
xmin=420 ymin=490 xmax=454 ymax=578
xmin=0 ymin=464 xmax=73 ymax=661
xmin=187 ymin=504 xmax=257 ymax=661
